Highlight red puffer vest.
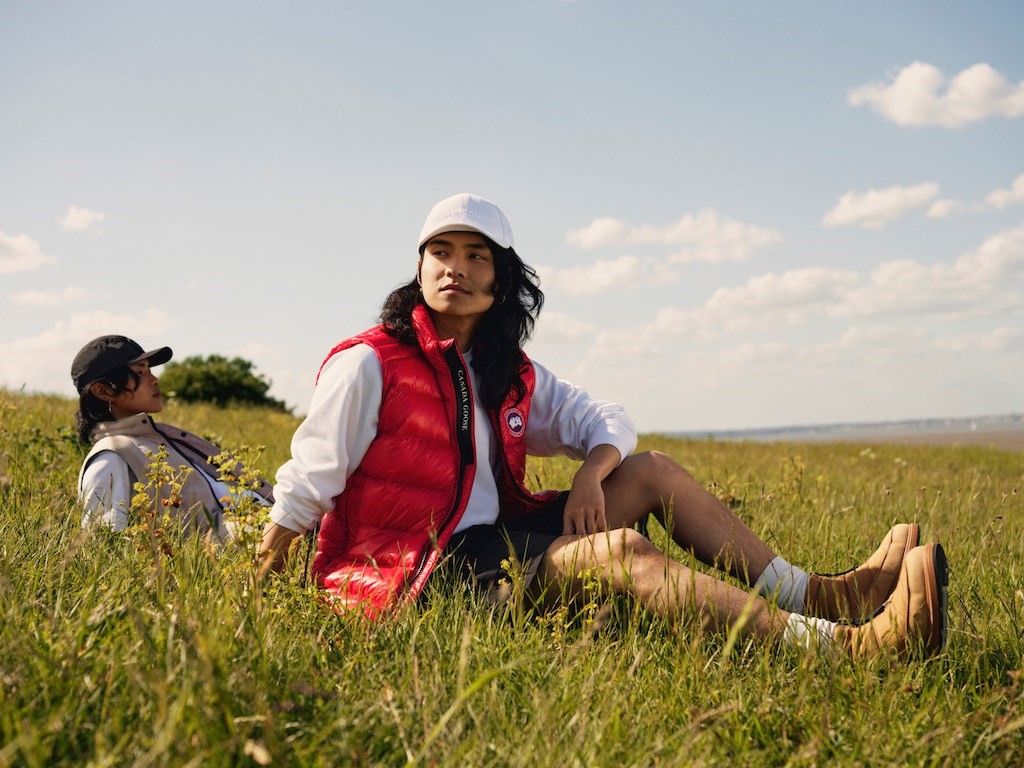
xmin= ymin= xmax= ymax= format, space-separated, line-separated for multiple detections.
xmin=311 ymin=305 xmax=557 ymax=617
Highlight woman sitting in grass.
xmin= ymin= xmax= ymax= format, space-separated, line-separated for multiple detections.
xmin=72 ymin=335 xmax=274 ymax=539
xmin=260 ymin=193 xmax=948 ymax=660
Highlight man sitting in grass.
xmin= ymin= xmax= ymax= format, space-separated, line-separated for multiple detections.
xmin=260 ymin=193 xmax=947 ymax=660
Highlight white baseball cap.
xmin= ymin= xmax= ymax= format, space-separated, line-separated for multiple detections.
xmin=417 ymin=193 xmax=515 ymax=251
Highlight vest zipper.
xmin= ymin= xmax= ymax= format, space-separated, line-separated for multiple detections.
xmin=407 ymin=343 xmax=476 ymax=588
xmin=151 ymin=421 xmax=227 ymax=530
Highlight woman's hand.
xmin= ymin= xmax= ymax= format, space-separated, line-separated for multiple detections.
xmin=562 ymin=444 xmax=622 ymax=535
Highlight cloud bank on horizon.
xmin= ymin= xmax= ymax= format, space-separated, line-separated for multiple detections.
xmin=1 ymin=4 xmax=1022 ymax=432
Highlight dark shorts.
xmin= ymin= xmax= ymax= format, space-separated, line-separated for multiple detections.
xmin=442 ymin=492 xmax=569 ymax=588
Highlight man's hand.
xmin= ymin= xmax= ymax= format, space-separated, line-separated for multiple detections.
xmin=563 ymin=468 xmax=607 ymax=535
xmin=562 ymin=444 xmax=622 ymax=535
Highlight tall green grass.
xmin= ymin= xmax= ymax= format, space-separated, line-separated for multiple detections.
xmin=1 ymin=388 xmax=1022 ymax=766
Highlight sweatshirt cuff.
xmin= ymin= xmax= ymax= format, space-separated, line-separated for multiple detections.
xmin=268 ymin=502 xmax=319 ymax=534
xmin=590 ymin=424 xmax=638 ymax=467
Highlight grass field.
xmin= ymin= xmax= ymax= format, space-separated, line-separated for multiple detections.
xmin=1 ymin=388 xmax=1022 ymax=767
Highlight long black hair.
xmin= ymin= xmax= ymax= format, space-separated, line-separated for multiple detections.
xmin=75 ymin=365 xmax=141 ymax=445
xmin=379 ymin=237 xmax=544 ymax=410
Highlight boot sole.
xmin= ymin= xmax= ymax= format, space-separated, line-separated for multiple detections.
xmin=935 ymin=542 xmax=949 ymax=652
xmin=920 ymin=542 xmax=949 ymax=654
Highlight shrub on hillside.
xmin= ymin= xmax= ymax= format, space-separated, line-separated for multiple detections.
xmin=159 ymin=354 xmax=291 ymax=413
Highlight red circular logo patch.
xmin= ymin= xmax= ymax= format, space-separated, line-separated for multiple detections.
xmin=505 ymin=408 xmax=525 ymax=437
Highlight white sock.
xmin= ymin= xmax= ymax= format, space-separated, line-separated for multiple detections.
xmin=784 ymin=613 xmax=836 ymax=654
xmin=754 ymin=556 xmax=809 ymax=614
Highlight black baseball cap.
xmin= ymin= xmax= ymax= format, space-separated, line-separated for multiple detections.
xmin=71 ymin=335 xmax=173 ymax=393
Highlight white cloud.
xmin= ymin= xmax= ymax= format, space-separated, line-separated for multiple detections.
xmin=926 ymin=198 xmax=963 ymax=219
xmin=849 ymin=61 xmax=1024 ymax=128
xmin=664 ymin=211 xmax=782 ymax=263
xmin=987 ymin=173 xmax=1024 ymax=209
xmin=813 ymin=324 xmax=932 ymax=364
xmin=565 ymin=217 xmax=628 ymax=249
xmin=933 ymin=325 xmax=1024 ymax=354
xmin=0 ymin=230 xmax=55 ymax=274
xmin=835 ymin=224 xmax=1024 ymax=318
xmin=532 ymin=310 xmax=598 ymax=344
xmin=537 ymin=254 xmax=679 ymax=296
xmin=0 ymin=231 xmax=57 ymax=276
xmin=561 ymin=314 xmax=1024 ymax=432
xmin=808 ymin=324 xmax=1024 ymax=390
xmin=822 ymin=183 xmax=940 ymax=229
xmin=58 ymin=206 xmax=106 ymax=232
xmin=545 ymin=214 xmax=777 ymax=296
xmin=959 ymin=223 xmax=1024 ymax=282
xmin=925 ymin=174 xmax=1024 ymax=217
xmin=556 ymin=224 xmax=1024 ymax=367
xmin=519 ymin=221 xmax=1024 ymax=431
xmin=584 ymin=267 xmax=859 ymax=350
xmin=0 ymin=309 xmax=173 ymax=395
xmin=610 ymin=319 xmax=1019 ymax=430
xmin=10 ymin=286 xmax=90 ymax=306
xmin=715 ymin=340 xmax=794 ymax=368
xmin=565 ymin=209 xmax=781 ymax=262
xmin=704 ymin=268 xmax=859 ymax=315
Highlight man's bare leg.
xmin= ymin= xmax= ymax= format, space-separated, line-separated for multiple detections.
xmin=531 ymin=527 xmax=789 ymax=641
xmin=599 ymin=451 xmax=777 ymax=584
xmin=527 ymin=528 xmax=947 ymax=662
xmin=594 ymin=451 xmax=919 ymax=622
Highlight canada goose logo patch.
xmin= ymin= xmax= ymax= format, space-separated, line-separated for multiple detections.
xmin=506 ymin=409 xmax=525 ymax=437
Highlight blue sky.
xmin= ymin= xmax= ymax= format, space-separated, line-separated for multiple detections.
xmin=2 ymin=2 xmax=1022 ymax=432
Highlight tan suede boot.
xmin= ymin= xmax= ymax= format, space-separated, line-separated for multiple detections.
xmin=805 ymin=523 xmax=920 ymax=621
xmin=833 ymin=542 xmax=948 ymax=660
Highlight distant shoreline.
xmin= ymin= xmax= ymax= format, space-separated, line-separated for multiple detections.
xmin=670 ymin=414 xmax=1024 ymax=451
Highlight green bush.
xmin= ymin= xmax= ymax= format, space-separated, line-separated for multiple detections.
xmin=159 ymin=355 xmax=291 ymax=413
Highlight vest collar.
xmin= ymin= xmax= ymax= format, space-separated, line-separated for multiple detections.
xmin=412 ymin=303 xmax=458 ymax=356
xmin=90 ymin=413 xmax=157 ymax=443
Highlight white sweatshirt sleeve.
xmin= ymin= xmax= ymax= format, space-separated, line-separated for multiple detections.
xmin=269 ymin=344 xmax=383 ymax=534
xmin=80 ymin=452 xmax=133 ymax=532
xmin=524 ymin=359 xmax=638 ymax=465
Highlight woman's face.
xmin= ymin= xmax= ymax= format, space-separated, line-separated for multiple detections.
xmin=101 ymin=359 xmax=164 ymax=419
xmin=419 ymin=231 xmax=497 ymax=327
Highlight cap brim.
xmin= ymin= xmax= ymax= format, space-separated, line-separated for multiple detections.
xmin=131 ymin=346 xmax=173 ymax=367
xmin=420 ymin=225 xmax=516 ymax=251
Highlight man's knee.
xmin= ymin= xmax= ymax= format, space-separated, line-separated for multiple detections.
xmin=589 ymin=527 xmax=660 ymax=568
xmin=620 ymin=450 xmax=692 ymax=479
xmin=614 ymin=451 xmax=695 ymax=505
xmin=586 ymin=528 xmax=682 ymax=594
xmin=548 ymin=527 xmax=651 ymax=571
